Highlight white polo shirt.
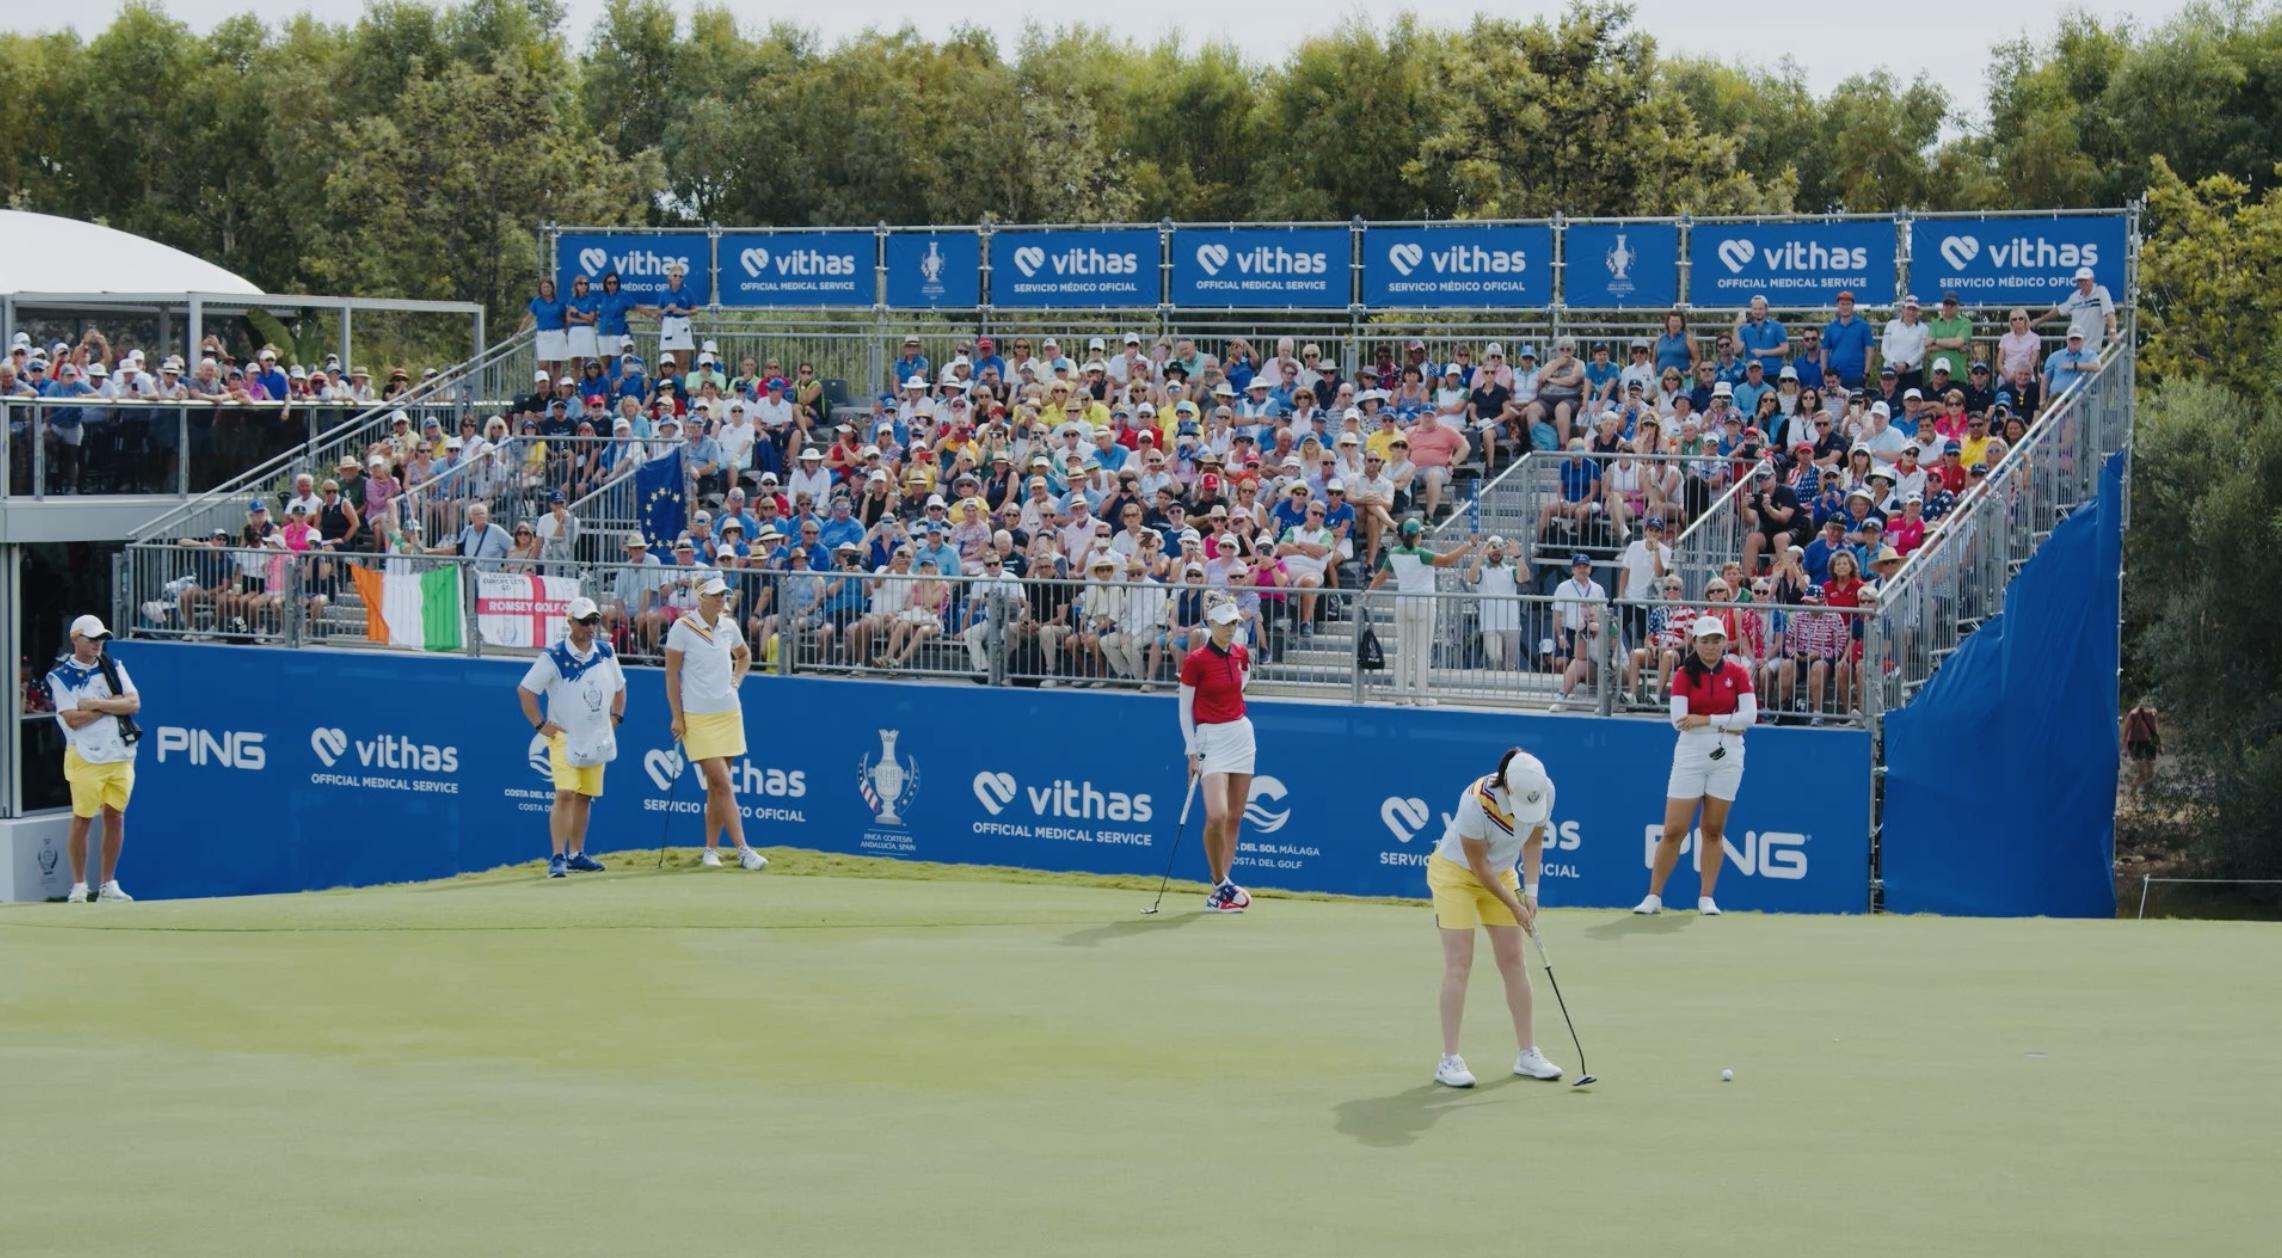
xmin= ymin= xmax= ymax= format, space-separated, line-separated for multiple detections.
xmin=48 ymin=655 xmax=138 ymax=765
xmin=519 ymin=638 xmax=625 ymax=766
xmin=665 ymin=612 xmax=745 ymax=714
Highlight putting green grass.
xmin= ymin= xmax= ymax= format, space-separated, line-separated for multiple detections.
xmin=3 ymin=852 xmax=2277 ymax=1257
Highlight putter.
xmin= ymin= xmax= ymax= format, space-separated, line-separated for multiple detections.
xmin=1529 ymin=924 xmax=1598 ymax=1088
xmin=1139 ymin=772 xmax=1202 ymax=915
xmin=654 ymin=740 xmax=688 ymax=870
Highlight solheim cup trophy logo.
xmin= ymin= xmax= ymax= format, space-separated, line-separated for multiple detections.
xmin=1604 ymin=232 xmax=1636 ymax=299
xmin=917 ymin=240 xmax=948 ymax=303
xmin=859 ymin=729 xmax=918 ymax=825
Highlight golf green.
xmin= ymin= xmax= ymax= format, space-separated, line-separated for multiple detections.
xmin=2 ymin=853 xmax=2275 ymax=1256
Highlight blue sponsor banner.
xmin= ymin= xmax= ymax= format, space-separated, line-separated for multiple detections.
xmin=1908 ymin=215 xmax=2127 ymax=304
xmin=885 ymin=231 xmax=982 ymax=309
xmin=716 ymin=231 xmax=873 ymax=307
xmin=1690 ymin=219 xmax=1895 ymax=307
xmin=1170 ymin=227 xmax=1349 ymax=309
xmin=1564 ymin=222 xmax=1680 ymax=309
xmin=554 ymin=232 xmax=712 ymax=304
xmin=1361 ymin=224 xmax=1552 ymax=309
xmin=118 ymin=642 xmax=1871 ymax=913
xmin=987 ymin=229 xmax=1158 ymax=308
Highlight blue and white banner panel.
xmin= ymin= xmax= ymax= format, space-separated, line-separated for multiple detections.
xmin=1563 ymin=222 xmax=1681 ymax=309
xmin=1169 ymin=227 xmax=1349 ymax=309
xmin=1361 ymin=224 xmax=1553 ymax=308
xmin=553 ymin=232 xmax=712 ymax=304
xmin=716 ymin=231 xmax=873 ymax=307
xmin=1907 ymin=215 xmax=2127 ymax=303
xmin=987 ymin=229 xmax=1159 ymax=308
xmin=116 ymin=643 xmax=1871 ymax=913
xmin=885 ymin=231 xmax=983 ymax=309
xmin=1690 ymin=220 xmax=1895 ymax=307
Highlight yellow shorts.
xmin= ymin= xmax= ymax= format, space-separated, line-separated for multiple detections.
xmin=682 ymin=710 xmax=746 ymax=764
xmin=64 ymin=747 xmax=135 ymax=820
xmin=1427 ymin=855 xmax=1521 ymax=930
xmin=547 ymin=735 xmax=605 ymax=798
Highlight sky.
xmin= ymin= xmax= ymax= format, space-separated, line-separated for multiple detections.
xmin=8 ymin=0 xmax=2199 ymax=119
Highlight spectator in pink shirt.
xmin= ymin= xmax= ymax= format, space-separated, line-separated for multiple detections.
xmin=1404 ymin=418 xmax=1466 ymax=518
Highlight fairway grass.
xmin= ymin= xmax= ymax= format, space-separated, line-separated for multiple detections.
xmin=3 ymin=852 xmax=2277 ymax=1257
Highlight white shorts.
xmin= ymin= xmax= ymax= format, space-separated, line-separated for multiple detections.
xmin=566 ymin=325 xmax=601 ymax=361
xmin=535 ymin=329 xmax=571 ymax=362
xmin=1196 ymin=717 xmax=1256 ymax=777
xmin=657 ymin=316 xmax=695 ymax=354
xmin=1667 ymin=739 xmax=1745 ymax=801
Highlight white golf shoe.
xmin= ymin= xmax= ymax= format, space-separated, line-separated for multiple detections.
xmin=737 ymin=846 xmax=768 ymax=871
xmin=66 ymin=882 xmax=89 ymax=904
xmin=1435 ymin=1054 xmax=1477 ymax=1089
xmin=96 ymin=881 xmax=133 ymax=903
xmin=1631 ymin=893 xmax=1662 ymax=915
xmin=1513 ymin=1047 xmax=1563 ymax=1080
xmin=700 ymin=850 xmax=723 ymax=868
xmin=1697 ymin=896 xmax=1722 ymax=916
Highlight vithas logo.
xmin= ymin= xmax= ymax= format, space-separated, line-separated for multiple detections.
xmin=739 ymin=246 xmax=856 ymax=279
xmin=1010 ymin=245 xmax=1137 ymax=279
xmin=969 ymin=770 xmax=1153 ymax=821
xmin=1937 ymin=234 xmax=2099 ymax=272
xmin=309 ymin=727 xmax=459 ymax=773
xmin=1195 ymin=243 xmax=1327 ymax=277
xmin=1386 ymin=242 xmax=1525 ymax=277
xmin=1716 ymin=238 xmax=1866 ymax=275
xmin=574 ymin=247 xmax=688 ymax=279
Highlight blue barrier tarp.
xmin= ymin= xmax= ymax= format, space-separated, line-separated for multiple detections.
xmin=1881 ymin=451 xmax=2125 ymax=916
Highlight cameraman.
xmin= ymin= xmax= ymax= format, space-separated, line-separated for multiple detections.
xmin=1741 ymin=466 xmax=1801 ymax=576
xmin=47 ymin=615 xmax=141 ymax=903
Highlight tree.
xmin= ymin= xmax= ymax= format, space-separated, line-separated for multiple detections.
xmin=2137 ymin=156 xmax=2282 ymax=395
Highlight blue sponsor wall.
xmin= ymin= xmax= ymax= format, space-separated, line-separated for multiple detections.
xmin=987 ymin=229 xmax=1159 ymax=308
xmin=1170 ymin=227 xmax=1349 ymax=308
xmin=1361 ymin=225 xmax=1553 ymax=309
xmin=553 ymin=232 xmax=713 ymax=304
xmin=1906 ymin=214 xmax=2127 ymax=305
xmin=115 ymin=643 xmax=1872 ymax=912
xmin=885 ymin=231 xmax=983 ymax=308
xmin=1690 ymin=219 xmax=1896 ymax=307
xmin=1564 ymin=222 xmax=1680 ymax=309
xmin=717 ymin=231 xmax=874 ymax=307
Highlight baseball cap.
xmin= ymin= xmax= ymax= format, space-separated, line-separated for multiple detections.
xmin=565 ymin=596 xmax=601 ymax=623
xmin=1691 ymin=615 xmax=1727 ymax=640
xmin=68 ymin=614 xmax=110 ymax=641
xmin=1645 ymin=516 xmax=1665 ymax=529
xmin=1569 ymin=551 xmax=1590 ymax=567
xmin=2074 ymin=266 xmax=2095 ymax=281
xmin=1500 ymin=752 xmax=1554 ymax=825
xmin=1402 ymin=519 xmax=1426 ymax=537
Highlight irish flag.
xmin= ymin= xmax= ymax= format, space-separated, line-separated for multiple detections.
xmin=348 ymin=565 xmax=465 ymax=651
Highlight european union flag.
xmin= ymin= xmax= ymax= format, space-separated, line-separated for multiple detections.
xmin=638 ymin=447 xmax=687 ymax=546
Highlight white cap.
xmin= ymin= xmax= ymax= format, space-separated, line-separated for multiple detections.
xmin=535 ymin=369 xmax=550 ymax=382
xmin=68 ymin=613 xmax=110 ymax=641
xmin=903 ymin=374 xmax=928 ymax=389
xmin=698 ymin=576 xmax=731 ymax=597
xmin=565 ymin=596 xmax=600 ymax=621
xmin=2073 ymin=266 xmax=2095 ymax=281
xmin=1499 ymin=751 xmax=1554 ymax=825
xmin=1691 ymin=615 xmax=1728 ymax=640
xmin=1206 ymin=601 xmax=1242 ymax=625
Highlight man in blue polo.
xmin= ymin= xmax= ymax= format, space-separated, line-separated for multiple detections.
xmin=1821 ymin=291 xmax=1875 ymax=391
xmin=1733 ymin=295 xmax=1789 ymax=375
xmin=2043 ymin=329 xmax=2098 ymax=400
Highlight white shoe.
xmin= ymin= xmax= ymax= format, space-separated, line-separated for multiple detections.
xmin=738 ymin=846 xmax=768 ymax=871
xmin=96 ymin=881 xmax=133 ymax=903
xmin=1632 ymin=893 xmax=1662 ymax=915
xmin=1697 ymin=896 xmax=1721 ymax=916
xmin=1435 ymin=1054 xmax=1477 ymax=1089
xmin=1416 ymin=696 xmax=1439 ymax=707
xmin=1513 ymin=1046 xmax=1563 ymax=1080
xmin=700 ymin=850 xmax=723 ymax=868
xmin=66 ymin=882 xmax=89 ymax=904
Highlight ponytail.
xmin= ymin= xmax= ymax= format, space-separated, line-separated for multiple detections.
xmin=1493 ymin=746 xmax=1522 ymax=787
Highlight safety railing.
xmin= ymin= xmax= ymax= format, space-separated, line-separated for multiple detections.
xmin=1863 ymin=340 xmax=2131 ymax=713
xmin=390 ymin=435 xmax=642 ymax=545
xmin=3 ymin=396 xmax=390 ymax=499
xmin=127 ymin=328 xmax=538 ymax=542
xmin=1607 ymin=596 xmax=1877 ymax=727
xmin=1666 ymin=452 xmax=1772 ymax=596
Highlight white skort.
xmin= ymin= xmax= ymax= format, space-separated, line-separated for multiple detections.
xmin=657 ymin=315 xmax=695 ymax=354
xmin=535 ymin=329 xmax=571 ymax=362
xmin=1195 ymin=717 xmax=1257 ymax=776
xmin=1666 ymin=736 xmax=1744 ymax=801
xmin=566 ymin=325 xmax=601 ymax=361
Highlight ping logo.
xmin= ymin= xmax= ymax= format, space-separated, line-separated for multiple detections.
xmin=1644 ymin=825 xmax=1808 ymax=880
xmin=155 ymin=726 xmax=266 ymax=770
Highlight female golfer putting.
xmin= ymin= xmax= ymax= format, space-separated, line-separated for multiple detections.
xmin=664 ymin=576 xmax=767 ymax=870
xmin=1635 ymin=616 xmax=1756 ymax=915
xmin=1179 ymin=598 xmax=1254 ymax=913
xmin=1429 ymin=748 xmax=1564 ymax=1088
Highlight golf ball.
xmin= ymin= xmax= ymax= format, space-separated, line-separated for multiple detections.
xmin=1721 ymin=1069 xmax=1734 ymax=1082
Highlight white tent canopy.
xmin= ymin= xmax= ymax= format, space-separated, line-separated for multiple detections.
xmin=0 ymin=210 xmax=259 ymax=296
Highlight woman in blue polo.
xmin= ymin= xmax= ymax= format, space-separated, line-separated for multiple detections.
xmin=523 ymin=278 xmax=569 ymax=383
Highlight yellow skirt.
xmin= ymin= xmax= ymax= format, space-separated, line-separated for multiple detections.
xmin=1426 ymin=855 xmax=1520 ymax=930
xmin=682 ymin=710 xmax=746 ymax=764
xmin=546 ymin=735 xmax=605 ymax=798
xmin=64 ymin=747 xmax=136 ymax=819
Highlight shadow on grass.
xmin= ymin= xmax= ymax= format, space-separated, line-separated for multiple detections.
xmin=1583 ymin=912 xmax=1695 ymax=939
xmin=1057 ymin=911 xmax=1206 ymax=947
xmin=1332 ymin=1082 xmax=1529 ymax=1148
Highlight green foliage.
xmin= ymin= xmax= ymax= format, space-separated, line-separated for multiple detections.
xmin=2139 ymin=156 xmax=2282 ymax=394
